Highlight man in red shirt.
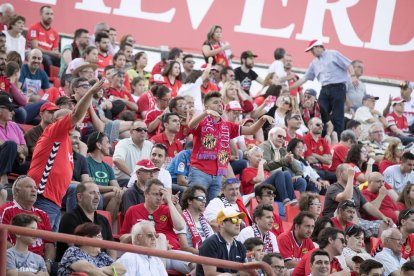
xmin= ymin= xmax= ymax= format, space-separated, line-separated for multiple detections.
xmin=28 ymin=78 xmax=105 ymax=231
xmin=386 ymin=97 xmax=414 ymax=145
xmin=398 ymin=208 xmax=414 ymax=260
xmin=331 ymin=200 xmax=356 ymax=231
xmin=26 ymin=5 xmax=60 ymax=76
xmin=95 ymin=32 xmax=112 ymax=74
xmin=150 ymin=112 xmax=183 ymax=166
xmin=151 ymin=47 xmax=183 ymax=75
xmin=361 ymin=172 xmax=399 ymax=224
xmin=187 ymin=91 xmax=273 ymax=202
xmin=138 ymin=74 xmax=166 ymax=119
xmin=277 ymin=211 xmax=316 ymax=269
xmin=107 ymin=68 xmax=138 ymax=112
xmin=293 ymin=227 xmax=346 ymax=276
xmin=303 ymin=117 xmax=337 ymax=182
xmin=330 ymin=130 xmax=356 ymax=172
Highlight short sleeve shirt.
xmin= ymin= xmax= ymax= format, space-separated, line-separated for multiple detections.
xmin=276 ymin=231 xmax=315 ymax=262
xmin=330 ymin=143 xmax=349 ymax=172
xmin=7 ymin=247 xmax=47 ymax=273
xmin=72 ymin=151 xmax=89 ymax=182
xmin=303 ymin=133 xmax=331 ymax=169
xmin=19 ymin=64 xmax=50 ymax=94
xmin=386 ymin=112 xmax=408 ymax=134
xmin=383 ymin=164 xmax=414 ymax=193
xmin=322 ymin=183 xmax=368 ymax=217
xmin=361 ymin=189 xmax=398 ymax=223
xmin=241 ymin=167 xmax=270 ymax=195
xmin=167 ymin=149 xmax=192 ymax=183
xmin=86 ymin=156 xmax=115 ymax=186
xmin=26 ymin=22 xmax=59 ymax=51
xmin=0 ymin=121 xmax=25 ymax=145
xmin=234 ymin=67 xmax=258 ymax=94
xmin=137 ymin=90 xmax=156 ymax=115
xmin=150 ymin=132 xmax=183 ymax=163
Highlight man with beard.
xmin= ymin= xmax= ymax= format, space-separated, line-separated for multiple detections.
xmin=95 ymin=32 xmax=112 ymax=74
xmin=182 ymin=54 xmax=194 ymax=83
xmin=187 ymin=91 xmax=273 ymax=202
xmin=332 ymin=200 xmax=357 ymax=231
xmin=59 ymin=28 xmax=89 ymax=77
xmin=19 ymin=49 xmax=50 ymax=95
xmin=26 ymin=5 xmax=60 ymax=76
xmin=234 ymin=50 xmax=263 ymax=94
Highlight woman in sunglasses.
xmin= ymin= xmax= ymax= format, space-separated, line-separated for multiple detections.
xmin=345 ymin=144 xmax=375 ymax=186
xmin=379 ymin=139 xmax=404 ymax=173
xmin=58 ymin=222 xmax=126 ymax=276
xmin=397 ymin=183 xmax=414 ymax=211
xmin=342 ymin=225 xmax=371 ymax=271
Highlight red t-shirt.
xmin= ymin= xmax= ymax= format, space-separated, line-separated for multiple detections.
xmin=292 ymin=247 xmax=343 ymax=276
xmin=386 ymin=112 xmax=408 ymax=134
xmin=241 ymin=167 xmax=270 ymax=195
xmin=271 ymin=213 xmax=284 ymax=237
xmin=303 ymin=133 xmax=331 ymax=169
xmin=285 ymin=131 xmax=303 ymax=147
xmin=151 ymin=61 xmax=166 ymax=76
xmin=361 ymin=189 xmax=398 ymax=223
xmin=331 ymin=217 xmax=353 ymax=231
xmin=150 ymin=132 xmax=183 ymax=166
xmin=175 ymin=124 xmax=191 ymax=143
xmin=28 ymin=114 xmax=74 ymax=207
xmin=0 ymin=76 xmax=11 ymax=93
xmin=288 ymin=76 xmax=302 ymax=98
xmin=244 ymin=137 xmax=261 ymax=148
xmin=330 ymin=143 xmax=349 ymax=172
xmin=379 ymin=160 xmax=399 ymax=174
xmin=97 ymin=53 xmax=113 ymax=73
xmin=120 ymin=203 xmax=180 ymax=250
xmin=163 ymin=76 xmax=182 ymax=98
xmin=26 ymin=22 xmax=59 ymax=51
xmin=190 ymin=116 xmax=240 ymax=176
xmin=396 ymin=202 xmax=407 ymax=212
xmin=200 ymin=81 xmax=219 ymax=94
xmin=402 ymin=234 xmax=414 ymax=259
xmin=144 ymin=109 xmax=162 ymax=138
xmin=0 ymin=200 xmax=52 ymax=256
xmin=277 ymin=231 xmax=315 ymax=262
xmin=108 ymin=87 xmax=135 ymax=103
xmin=137 ymin=90 xmax=156 ymax=116
xmin=41 ymin=87 xmax=66 ymax=103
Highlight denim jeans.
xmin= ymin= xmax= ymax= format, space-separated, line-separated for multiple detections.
xmin=188 ymin=166 xmax=222 ymax=203
xmin=318 ymin=83 xmax=346 ymax=135
xmin=263 ymin=170 xmax=296 ymax=202
xmin=34 ymin=195 xmax=61 ymax=232
xmin=63 ymin=183 xmax=103 ymax=212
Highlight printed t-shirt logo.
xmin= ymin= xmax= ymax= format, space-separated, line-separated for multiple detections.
xmin=406 ymin=245 xmax=411 ymax=255
xmin=273 ymin=223 xmax=279 ymax=230
xmin=202 ymin=134 xmax=216 ymax=150
xmin=49 ymin=33 xmax=55 ymax=41
xmin=302 ymin=247 xmax=308 ymax=254
xmin=160 ymin=215 xmax=168 ymax=222
xmin=319 ymin=145 xmax=324 ymax=152
xmin=177 ymin=162 xmax=185 ymax=172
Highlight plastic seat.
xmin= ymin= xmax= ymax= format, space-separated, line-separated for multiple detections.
xmin=282 ymin=221 xmax=293 ymax=232
xmin=285 ymin=205 xmax=300 ymax=223
xmin=18 ymin=124 xmax=34 ymax=133
xmin=103 ymin=156 xmax=113 ymax=166
xmin=96 ymin=210 xmax=112 ymax=231
xmin=370 ymin=237 xmax=381 ymax=253
xmin=249 ymin=198 xmax=258 ymax=216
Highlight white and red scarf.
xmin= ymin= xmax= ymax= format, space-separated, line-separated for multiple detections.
xmin=252 ymin=224 xmax=274 ymax=253
xmin=220 ymin=195 xmax=252 ymax=227
xmin=182 ymin=209 xmax=211 ymax=249
xmin=198 ymin=116 xmax=231 ymax=176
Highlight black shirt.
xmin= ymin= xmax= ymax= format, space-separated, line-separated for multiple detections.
xmin=234 ymin=67 xmax=258 ymax=94
xmin=196 ymin=232 xmax=247 ymax=276
xmin=55 ymin=205 xmax=114 ymax=261
xmin=73 ymin=151 xmax=89 ymax=182
xmin=121 ymin=182 xmax=145 ymax=214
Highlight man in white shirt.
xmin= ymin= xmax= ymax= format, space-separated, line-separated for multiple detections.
xmin=116 ymin=220 xmax=168 ymax=276
xmin=383 ymin=152 xmax=414 ymax=193
xmin=113 ymin=120 xmax=153 ymax=186
xmin=374 ymin=228 xmax=407 ymax=275
xmin=354 ymin=94 xmax=387 ymax=140
xmin=237 ymin=204 xmax=279 ymax=253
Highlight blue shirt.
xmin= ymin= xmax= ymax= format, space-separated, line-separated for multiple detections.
xmin=19 ymin=64 xmax=50 ymax=94
xmin=167 ymin=149 xmax=192 ymax=183
xmin=304 ymin=50 xmax=351 ymax=86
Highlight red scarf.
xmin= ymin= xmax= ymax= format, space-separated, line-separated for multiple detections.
xmin=210 ymin=43 xmax=230 ymax=67
xmin=302 ymin=102 xmax=321 ymax=123
xmin=220 ymin=195 xmax=252 ymax=227
xmin=198 ymin=116 xmax=231 ymax=176
xmin=182 ymin=209 xmax=211 ymax=249
xmin=252 ymin=224 xmax=273 ymax=253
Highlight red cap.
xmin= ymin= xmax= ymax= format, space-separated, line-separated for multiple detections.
xmin=40 ymin=102 xmax=59 ymax=113
xmin=392 ymin=97 xmax=406 ymax=105
xmin=225 ymin=101 xmax=243 ymax=111
xmin=305 ymin=39 xmax=323 ymax=52
xmin=149 ymin=74 xmax=166 ymax=85
xmin=136 ymin=159 xmax=159 ymax=171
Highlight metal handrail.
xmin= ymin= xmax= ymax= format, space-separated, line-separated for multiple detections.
xmin=0 ymin=224 xmax=275 ymax=276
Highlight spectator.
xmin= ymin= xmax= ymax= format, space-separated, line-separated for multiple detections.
xmin=362 ymin=123 xmax=389 ymax=165
xmin=361 ymin=172 xmax=399 ymax=224
xmin=309 ymin=249 xmax=331 ymax=276
xmin=181 ymin=54 xmax=194 ymax=83
xmin=66 ymin=46 xmax=99 ymax=76
xmin=346 ymin=119 xmax=362 ymax=140
xmin=116 ymin=220 xmax=167 ymax=276
xmin=359 ymin=259 xmax=384 ymax=276
xmin=303 ymin=117 xmax=337 ymax=182
xmin=330 ymin=130 xmax=357 ymax=172
xmin=18 ymin=48 xmax=50 ymax=95
xmin=298 ymin=192 xmax=322 ymax=218
xmin=260 ymin=95 xmax=293 ymax=133
xmin=346 ymin=60 xmax=367 ymax=112
xmin=386 ymin=97 xmax=414 ymax=145
xmin=169 ymin=96 xmax=191 ymax=143
xmin=28 ymin=80 xmax=104 ymax=231
xmin=168 ymin=141 xmax=192 ymax=191
xmin=221 ymin=81 xmax=253 ymax=114
xmin=398 ymin=208 xmax=414 ymax=261
xmin=187 ymin=91 xmax=273 ymax=202
xmin=127 ymin=51 xmax=151 ymax=91
xmin=268 ymin=48 xmax=287 ymax=82
xmin=6 ymin=214 xmax=48 ymax=275
xmin=106 ymin=68 xmax=138 ymax=112
xmin=383 ymin=152 xmax=414 ymax=193
xmin=262 ymin=253 xmax=286 ymax=276
xmin=88 ymin=22 xmax=115 ymax=55
xmin=236 ymin=118 xmax=262 ymax=153
xmin=244 ymin=238 xmax=265 ymax=264
xmin=0 ymin=176 xmax=54 ymax=264
xmin=374 ymin=228 xmax=407 ymax=275
xmin=119 ymin=34 xmax=135 ymax=51
xmin=197 ymin=206 xmax=248 ymax=275
xmin=277 ymin=211 xmax=316 ymax=269
xmin=3 ymin=15 xmax=25 ymax=61
xmin=218 ymin=66 xmax=235 ymax=88
xmin=201 ymin=24 xmax=231 ymax=67
xmin=310 ymin=216 xmax=333 ymax=244
xmin=179 ymin=185 xmax=213 ymax=254
xmin=322 ymin=164 xmax=394 ymax=238
xmin=59 ymin=28 xmax=89 ymax=77
xmin=354 ymin=94 xmax=386 ymax=140
xmin=121 ymin=159 xmax=159 ymax=214
xmin=331 ymin=200 xmax=356 ymax=231
xmin=204 ymin=178 xmax=252 ymax=231
xmin=119 ymin=42 xmax=133 ymax=68
xmin=56 ymin=181 xmax=115 ymax=261
xmin=5 ymin=61 xmax=28 ymax=122
xmin=0 ymin=3 xmax=14 ymax=32
xmin=397 ymin=184 xmax=414 ymax=211
xmin=72 ymin=62 xmax=98 ymax=83
xmin=107 ymin=27 xmax=117 ymax=53
xmin=237 ymin=204 xmax=279 ymax=253
xmin=0 ymin=32 xmax=5 ymax=51
xmin=144 ymin=84 xmax=171 ymax=137
xmin=0 ymin=94 xmax=29 ymax=186
xmin=94 ymin=31 xmax=112 ymax=74
xmin=379 ymin=139 xmax=403 ymax=173
xmin=254 ymin=184 xmax=284 ymax=237
xmin=58 ymin=222 xmax=125 ymax=276
xmin=152 ymin=47 xmax=183 ymax=76
xmin=42 ymin=73 xmax=73 ymax=103
xmin=342 ymin=225 xmax=371 ymax=271
xmin=242 ymin=146 xmax=297 ymax=205
xmin=112 ymin=52 xmax=131 ymax=90
xmin=130 ymin=76 xmax=145 ymax=103
xmin=283 ymin=53 xmax=303 ymax=99
xmin=26 ymin=5 xmax=60 ymax=76
xmin=345 ymin=143 xmax=375 ymax=185
xmin=290 ymin=39 xmax=357 ymax=135
xmin=162 ymin=60 xmax=182 ymax=97
xmin=112 ymin=120 xmax=153 ymax=186
xmin=293 ymin=227 xmax=346 ymax=276
xmin=285 ymin=112 xmax=304 ymax=142
xmin=146 ymin=143 xmax=173 ymax=190
xmin=234 ymin=50 xmax=263 ymax=94
xmin=200 ymin=64 xmax=220 ymax=95
xmin=402 ymin=261 xmax=414 ymax=276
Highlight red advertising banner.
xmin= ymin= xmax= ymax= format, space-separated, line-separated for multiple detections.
xmin=13 ymin=0 xmax=414 ymax=81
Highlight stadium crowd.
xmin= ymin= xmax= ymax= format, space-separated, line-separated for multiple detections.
xmin=2 ymin=2 xmax=414 ymax=276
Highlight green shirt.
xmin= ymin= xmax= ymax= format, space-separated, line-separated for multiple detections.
xmin=86 ymin=156 xmax=115 ymax=186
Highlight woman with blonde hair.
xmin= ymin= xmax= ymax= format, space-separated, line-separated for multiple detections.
xmin=201 ymin=24 xmax=231 ymax=66
xmin=379 ymin=139 xmax=404 ymax=173
xmin=220 ymin=81 xmax=253 ymax=114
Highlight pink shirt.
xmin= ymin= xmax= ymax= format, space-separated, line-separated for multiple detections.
xmin=0 ymin=121 xmax=25 ymax=144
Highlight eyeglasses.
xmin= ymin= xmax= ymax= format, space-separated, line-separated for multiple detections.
xmin=133 ymin=127 xmax=148 ymax=133
xmin=283 ymin=101 xmax=291 ymax=106
xmin=0 ymin=105 xmax=13 ymax=112
xmin=77 ymin=84 xmax=91 ymax=89
xmin=185 ymin=61 xmax=195 ymax=64
xmin=81 ymin=70 xmax=94 ymax=74
xmin=387 ymin=237 xmax=404 ymax=243
xmin=192 ymin=196 xmax=207 ymax=202
xmin=96 ymin=132 xmax=101 ymax=141
xmin=340 ymin=200 xmax=356 ymax=209
xmin=276 ymin=134 xmax=286 ymax=139
xmin=224 ymin=218 xmax=242 ymax=224
xmin=225 ymin=178 xmax=239 ymax=184
xmin=138 ymin=233 xmax=159 ymax=239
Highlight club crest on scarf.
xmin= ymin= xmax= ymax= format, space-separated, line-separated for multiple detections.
xmin=202 ymin=134 xmax=217 ymax=150
xmin=218 ymin=150 xmax=229 ymax=165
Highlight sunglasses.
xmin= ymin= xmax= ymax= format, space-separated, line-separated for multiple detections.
xmin=277 ymin=134 xmax=286 ymax=139
xmin=400 ymin=208 xmax=414 ymax=220
xmin=340 ymin=200 xmax=356 ymax=209
xmin=283 ymin=101 xmax=291 ymax=106
xmin=224 ymin=218 xmax=242 ymax=224
xmin=291 ymin=115 xmax=301 ymax=120
xmin=0 ymin=105 xmax=13 ymax=112
xmin=225 ymin=178 xmax=239 ymax=184
xmin=185 ymin=61 xmax=195 ymax=64
xmin=192 ymin=196 xmax=207 ymax=203
xmin=133 ymin=127 xmax=148 ymax=133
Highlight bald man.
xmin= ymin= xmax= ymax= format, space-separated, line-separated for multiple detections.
xmin=361 ymin=172 xmax=399 ymax=224
xmin=19 ymin=49 xmax=50 ymax=95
